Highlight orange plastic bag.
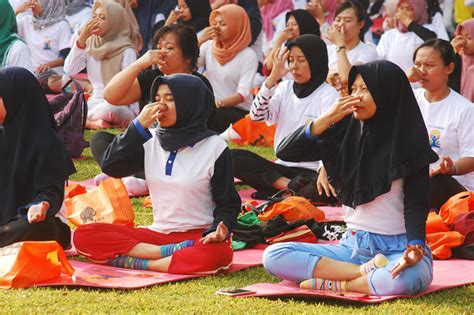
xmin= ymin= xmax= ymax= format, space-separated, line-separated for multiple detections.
xmin=0 ymin=241 xmax=74 ymax=289
xmin=230 ymin=114 xmax=276 ymax=147
xmin=439 ymin=191 xmax=474 ymax=226
xmin=65 ymin=178 xmax=134 ymax=226
xmin=258 ymin=196 xmax=326 ymax=222
xmin=426 ymin=212 xmax=466 ymax=259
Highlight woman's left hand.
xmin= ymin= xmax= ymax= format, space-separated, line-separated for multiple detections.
xmin=430 ymin=156 xmax=455 ymax=177
xmin=27 ymin=201 xmax=50 ymax=224
xmin=390 ymin=244 xmax=425 ymax=278
xmin=200 ymin=222 xmax=229 ymax=244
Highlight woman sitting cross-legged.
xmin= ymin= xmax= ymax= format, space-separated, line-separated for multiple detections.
xmin=263 ymin=60 xmax=438 ymax=296
xmin=73 ymin=74 xmax=241 ymax=274
xmin=0 ymin=67 xmax=75 ymax=249
xmin=64 ymin=1 xmax=138 ymax=129
xmin=232 ymin=34 xmax=339 ymax=202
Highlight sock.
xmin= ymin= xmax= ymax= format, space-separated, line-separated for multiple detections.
xmin=93 ymin=172 xmax=110 ymax=186
xmin=359 ymin=253 xmax=389 ymax=275
xmin=300 ymin=278 xmax=346 ymax=292
xmin=122 ymin=176 xmax=149 ymax=196
xmin=160 ymin=240 xmax=194 ymax=258
xmin=108 ymin=255 xmax=150 ymax=270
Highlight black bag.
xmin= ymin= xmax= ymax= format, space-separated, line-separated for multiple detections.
xmin=48 ymin=81 xmax=89 ymax=158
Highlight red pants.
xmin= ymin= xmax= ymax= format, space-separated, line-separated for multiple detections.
xmin=73 ymin=223 xmax=233 ymax=274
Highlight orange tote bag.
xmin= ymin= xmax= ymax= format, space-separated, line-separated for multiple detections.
xmin=0 ymin=241 xmax=74 ymax=289
xmin=65 ymin=178 xmax=135 ymax=226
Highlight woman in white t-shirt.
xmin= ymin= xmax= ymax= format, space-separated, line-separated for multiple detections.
xmin=0 ymin=1 xmax=33 ymax=72
xmin=326 ymin=0 xmax=379 ymax=95
xmin=65 ymin=0 xmax=92 ymax=34
xmin=64 ymin=1 xmax=138 ymax=129
xmin=377 ymin=0 xmax=437 ymax=72
xmin=408 ymin=39 xmax=474 ymax=209
xmin=232 ymin=34 xmax=339 ymax=202
xmin=73 ymin=74 xmax=240 ymax=274
xmin=17 ymin=0 xmax=72 ymax=74
xmin=198 ymin=4 xmax=258 ymax=133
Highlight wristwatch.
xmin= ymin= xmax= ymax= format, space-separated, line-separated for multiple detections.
xmin=336 ymin=45 xmax=346 ymax=53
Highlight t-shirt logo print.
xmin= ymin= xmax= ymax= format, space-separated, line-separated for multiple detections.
xmin=429 ymin=129 xmax=441 ymax=148
xmin=43 ymin=36 xmax=53 ymax=50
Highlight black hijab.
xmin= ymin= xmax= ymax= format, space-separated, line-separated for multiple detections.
xmin=237 ymin=0 xmax=263 ymax=46
xmin=285 ymin=9 xmax=321 ymax=37
xmin=181 ymin=0 xmax=211 ymax=33
xmin=0 ymin=67 xmax=75 ymax=225
xmin=150 ymin=74 xmax=216 ymax=151
xmin=286 ymin=34 xmax=328 ymax=98
xmin=320 ymin=61 xmax=438 ymax=208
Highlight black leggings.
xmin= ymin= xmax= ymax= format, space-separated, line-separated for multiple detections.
xmin=429 ymin=174 xmax=467 ymax=210
xmin=90 ymin=131 xmax=145 ymax=179
xmin=231 ymin=149 xmax=338 ymax=204
xmin=207 ymin=107 xmax=247 ymax=134
xmin=0 ymin=215 xmax=71 ymax=248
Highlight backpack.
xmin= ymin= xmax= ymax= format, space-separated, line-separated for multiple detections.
xmin=48 ymin=81 xmax=89 ymax=158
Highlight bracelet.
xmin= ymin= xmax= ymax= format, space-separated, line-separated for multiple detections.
xmin=215 ymin=100 xmax=223 ymax=108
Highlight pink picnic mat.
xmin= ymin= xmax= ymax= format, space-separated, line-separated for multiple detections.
xmin=238 ymin=189 xmax=345 ymax=222
xmin=36 ymin=248 xmax=264 ymax=289
xmin=236 ymin=259 xmax=474 ymax=304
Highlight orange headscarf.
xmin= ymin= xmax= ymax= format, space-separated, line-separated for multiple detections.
xmin=209 ymin=4 xmax=251 ymax=65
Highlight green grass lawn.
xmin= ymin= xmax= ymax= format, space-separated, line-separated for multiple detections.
xmin=1 ymin=130 xmax=472 ymax=313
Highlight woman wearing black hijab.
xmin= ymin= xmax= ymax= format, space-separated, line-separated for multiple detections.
xmin=263 ymin=9 xmax=320 ymax=77
xmin=263 ymin=60 xmax=438 ymax=296
xmin=232 ymin=34 xmax=339 ymax=202
xmin=0 ymin=67 xmax=75 ymax=249
xmin=165 ymin=0 xmax=212 ymax=35
xmin=73 ymin=74 xmax=241 ymax=274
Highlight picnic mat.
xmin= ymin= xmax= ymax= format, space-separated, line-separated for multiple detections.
xmin=36 ymin=248 xmax=264 ymax=289
xmin=238 ymin=189 xmax=345 ymax=222
xmin=235 ymin=259 xmax=474 ymax=304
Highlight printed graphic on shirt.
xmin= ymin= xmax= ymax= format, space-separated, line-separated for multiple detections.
xmin=429 ymin=129 xmax=441 ymax=149
xmin=43 ymin=36 xmax=53 ymax=50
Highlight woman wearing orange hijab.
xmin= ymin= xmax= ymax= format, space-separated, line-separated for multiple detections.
xmin=198 ymin=4 xmax=259 ymax=133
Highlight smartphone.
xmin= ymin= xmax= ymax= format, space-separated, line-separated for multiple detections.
xmin=215 ymin=287 xmax=256 ymax=297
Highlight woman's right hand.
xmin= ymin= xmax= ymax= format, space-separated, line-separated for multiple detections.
xmin=266 ymin=47 xmax=290 ymax=88
xmin=198 ymin=26 xmax=216 ymax=45
xmin=326 ymin=95 xmax=361 ymax=124
xmin=77 ymin=19 xmax=101 ymax=47
xmin=15 ymin=1 xmax=36 ymax=14
xmin=165 ymin=9 xmax=181 ymax=26
xmin=137 ymin=102 xmax=167 ymax=128
xmin=406 ymin=66 xmax=425 ymax=83
xmin=451 ymin=35 xmax=466 ymax=54
xmin=134 ymin=50 xmax=164 ymax=71
xmin=306 ymin=0 xmax=325 ymax=20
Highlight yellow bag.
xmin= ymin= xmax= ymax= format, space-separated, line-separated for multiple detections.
xmin=0 ymin=241 xmax=74 ymax=289
xmin=65 ymin=178 xmax=134 ymax=226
